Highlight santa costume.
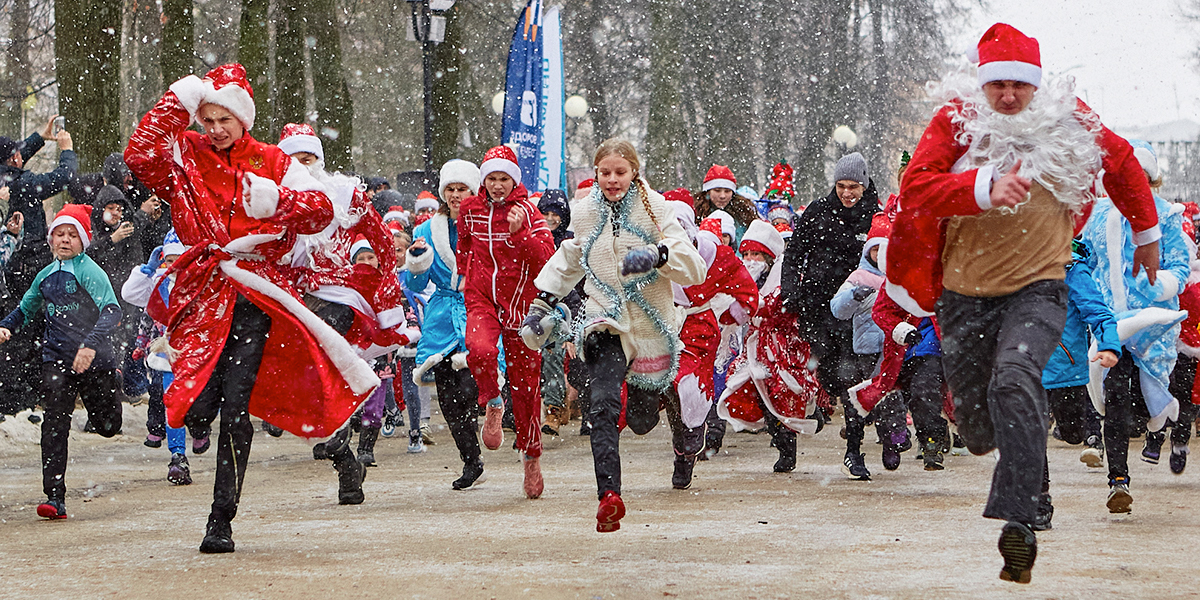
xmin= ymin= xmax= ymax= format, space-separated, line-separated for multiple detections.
xmin=886 ymin=24 xmax=1159 ymax=582
xmin=667 ymin=198 xmax=758 ymax=487
xmin=458 ymin=145 xmax=555 ymax=499
xmin=718 ymin=220 xmax=828 ymax=472
xmin=125 ymin=64 xmax=377 ymax=553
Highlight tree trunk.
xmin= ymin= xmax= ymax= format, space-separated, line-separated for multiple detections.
xmin=55 ymin=0 xmax=123 ymax=172
xmin=304 ymin=0 xmax=354 ymax=171
xmin=160 ymin=0 xmax=195 ymax=85
xmin=121 ymin=0 xmax=163 ymax=137
xmin=644 ymin=0 xmax=686 ymax=186
xmin=1 ymin=0 xmax=32 ymax=135
xmin=238 ymin=0 xmax=270 ymax=134
xmin=271 ymin=0 xmax=307 ymax=142
xmin=430 ymin=5 xmax=464 ymax=169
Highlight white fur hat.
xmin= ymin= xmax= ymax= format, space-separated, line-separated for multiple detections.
xmin=439 ymin=159 xmax=481 ymax=199
xmin=739 ymin=219 xmax=785 ymax=260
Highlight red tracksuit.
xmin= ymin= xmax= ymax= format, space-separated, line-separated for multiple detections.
xmin=457 ymin=183 xmax=554 ymax=457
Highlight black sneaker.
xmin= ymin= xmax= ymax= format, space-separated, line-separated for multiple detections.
xmin=262 ymin=421 xmax=284 ymax=437
xmin=1080 ymin=435 xmax=1104 ymax=468
xmin=1142 ymin=430 xmax=1164 ymax=464
xmin=1031 ymin=493 xmax=1053 ymax=531
xmin=998 ymin=520 xmax=1037 ymax=583
xmin=579 ymin=421 xmax=592 ymax=436
xmin=452 ymin=460 xmax=486 ymax=490
xmin=1169 ymin=443 xmax=1189 ymax=475
xmin=841 ymin=451 xmax=871 ymax=481
xmin=1107 ymin=477 xmax=1132 ymax=513
xmin=922 ymin=437 xmax=944 ymax=471
xmin=193 ymin=434 xmax=211 ymax=455
xmin=167 ymin=453 xmax=192 ymax=485
xmin=672 ymin=454 xmax=696 ymax=489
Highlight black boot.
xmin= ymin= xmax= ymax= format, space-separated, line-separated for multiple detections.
xmin=314 ymin=426 xmax=350 ymax=461
xmin=199 ymin=513 xmax=235 ymax=554
xmin=672 ymin=453 xmax=697 ymax=489
xmin=452 ymin=459 xmax=486 ymax=490
xmin=774 ymin=431 xmax=797 ymax=473
xmin=332 ymin=445 xmax=366 ymax=505
xmin=357 ymin=426 xmax=380 ymax=467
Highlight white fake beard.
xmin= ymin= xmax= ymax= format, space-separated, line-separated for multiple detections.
xmin=743 ymin=258 xmax=767 ymax=281
xmin=305 ymin=159 xmax=365 ymax=230
xmin=934 ymin=66 xmax=1103 ymax=213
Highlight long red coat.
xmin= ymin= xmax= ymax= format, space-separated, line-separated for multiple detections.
xmin=125 ymin=89 xmax=379 ymax=438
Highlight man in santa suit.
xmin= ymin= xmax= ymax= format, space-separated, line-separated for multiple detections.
xmin=279 ymin=123 xmax=419 ymax=501
xmin=125 ymin=65 xmax=380 ymax=553
xmin=663 ymin=193 xmax=758 ymax=489
xmin=888 ymin=24 xmax=1160 ymax=583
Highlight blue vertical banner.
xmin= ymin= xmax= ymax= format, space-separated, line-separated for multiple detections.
xmin=537 ymin=6 xmax=566 ymax=193
xmin=502 ymin=0 xmax=544 ymax=192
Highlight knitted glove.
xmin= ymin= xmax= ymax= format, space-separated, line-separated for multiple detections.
xmin=621 ymin=244 xmax=666 ymax=276
xmin=851 ymin=285 xmax=874 ymax=302
xmin=140 ymin=246 xmax=164 ymax=275
xmin=520 ymin=297 xmax=571 ymax=350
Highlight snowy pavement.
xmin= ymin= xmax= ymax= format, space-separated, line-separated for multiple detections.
xmin=1 ymin=405 xmax=1198 ymax=599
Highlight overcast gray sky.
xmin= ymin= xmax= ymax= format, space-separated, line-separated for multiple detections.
xmin=959 ymin=0 xmax=1200 ymax=129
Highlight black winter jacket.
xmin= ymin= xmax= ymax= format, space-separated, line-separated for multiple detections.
xmin=0 ymin=132 xmax=77 ymax=237
xmin=780 ymin=180 xmax=878 ymax=332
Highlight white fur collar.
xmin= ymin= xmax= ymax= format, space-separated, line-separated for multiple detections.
xmin=430 ymin=213 xmax=457 ymax=285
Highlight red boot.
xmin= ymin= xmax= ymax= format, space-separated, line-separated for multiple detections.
xmin=481 ymin=404 xmax=505 ymax=450
xmin=596 ymin=491 xmax=625 ymax=533
xmin=523 ymin=454 xmax=544 ymax=499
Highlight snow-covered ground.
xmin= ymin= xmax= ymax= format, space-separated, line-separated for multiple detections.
xmin=1 ymin=405 xmax=1197 ymax=599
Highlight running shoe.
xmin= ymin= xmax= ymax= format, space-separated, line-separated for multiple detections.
xmin=36 ymin=498 xmax=66 ymax=520
xmin=998 ymin=521 xmax=1037 ymax=584
xmin=1169 ymin=443 xmax=1188 ymax=475
xmin=596 ymin=491 xmax=625 ymax=533
xmin=841 ymin=451 xmax=871 ymax=481
xmin=1107 ymin=478 xmax=1132 ymax=514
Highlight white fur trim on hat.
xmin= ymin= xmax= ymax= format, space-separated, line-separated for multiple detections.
xmin=48 ymin=215 xmax=90 ymax=249
xmin=740 ymin=219 xmax=784 ymax=259
xmin=415 ymin=197 xmax=439 ymax=213
xmin=703 ymin=178 xmax=736 ymax=192
xmin=243 ymin=172 xmax=279 ymax=219
xmin=977 ymin=60 xmax=1042 ymax=88
xmin=479 ymin=156 xmax=522 ymax=186
xmin=162 ymin=241 xmax=188 ymax=257
xmin=203 ymin=80 xmax=256 ymax=130
xmin=1133 ymin=146 xmax=1159 ymax=182
xmin=350 ymin=238 xmax=373 ymax=260
xmin=439 ymin=159 xmax=481 ymax=199
xmin=279 ymin=134 xmax=324 ymax=161
xmin=708 ymin=209 xmax=735 ymax=237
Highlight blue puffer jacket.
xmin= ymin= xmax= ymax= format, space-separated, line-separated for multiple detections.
xmin=1042 ymin=248 xmax=1120 ymax=389
xmin=830 ymin=239 xmax=885 ymax=355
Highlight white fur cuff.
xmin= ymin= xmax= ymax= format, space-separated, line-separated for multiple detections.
xmin=1132 ymin=224 xmax=1162 ymax=247
xmin=243 ymin=173 xmax=280 ymax=219
xmin=406 ymin=247 xmax=435 ymax=275
xmin=892 ymin=322 xmax=917 ymax=345
xmin=168 ymin=75 xmax=206 ymax=117
xmin=1155 ymin=270 xmax=1181 ymax=302
xmin=974 ymin=165 xmax=995 ymax=211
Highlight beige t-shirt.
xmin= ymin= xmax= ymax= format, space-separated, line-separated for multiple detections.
xmin=941 ymin=182 xmax=1072 ymax=297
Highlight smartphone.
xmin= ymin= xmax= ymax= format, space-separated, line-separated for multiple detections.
xmin=53 ymin=116 xmax=65 ymax=135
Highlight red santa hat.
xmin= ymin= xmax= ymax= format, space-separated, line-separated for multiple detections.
xmin=700 ymin=210 xmax=729 ymax=237
xmin=773 ymin=220 xmax=793 ymax=240
xmin=662 ymin=187 xmax=694 ymax=208
xmin=350 ymin=235 xmax=374 ymax=262
xmin=200 ymin=64 xmax=257 ymax=130
xmin=702 ymin=165 xmax=737 ymax=192
xmin=278 ymin=122 xmax=323 ymax=160
xmin=479 ymin=145 xmax=522 ymax=186
xmin=48 ymin=204 xmax=93 ymax=249
xmin=577 ymin=178 xmax=595 ymax=190
xmin=970 ymin=23 xmax=1041 ymax=89
xmin=867 ymin=211 xmax=893 ymax=242
xmin=415 ymin=191 xmax=440 ymax=213
xmin=739 ymin=220 xmax=785 ymax=260
xmin=383 ymin=205 xmax=409 ymax=227
xmin=385 ymin=221 xmax=405 ymax=235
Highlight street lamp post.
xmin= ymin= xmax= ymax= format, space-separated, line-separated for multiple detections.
xmin=407 ymin=0 xmax=454 ymax=181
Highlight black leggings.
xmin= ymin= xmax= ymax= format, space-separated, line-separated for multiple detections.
xmin=433 ymin=356 xmax=482 ymax=466
xmin=585 ymin=331 xmax=671 ymax=499
xmin=41 ymin=361 xmax=120 ymax=500
xmin=183 ymin=296 xmax=271 ymax=524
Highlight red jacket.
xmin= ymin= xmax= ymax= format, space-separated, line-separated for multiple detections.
xmin=457 ymin=184 xmax=554 ymax=328
xmin=125 ymin=89 xmax=378 ymax=438
xmin=888 ymin=98 xmax=1160 ymax=315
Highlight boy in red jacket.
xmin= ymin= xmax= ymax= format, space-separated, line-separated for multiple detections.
xmin=458 ymin=145 xmax=555 ymax=498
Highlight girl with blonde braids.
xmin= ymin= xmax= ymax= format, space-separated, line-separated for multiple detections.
xmin=522 ymin=139 xmax=706 ymax=532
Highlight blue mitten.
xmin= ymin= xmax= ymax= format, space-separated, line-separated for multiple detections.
xmin=621 ymin=245 xmax=662 ymax=276
xmin=141 ymin=246 xmax=165 ymax=275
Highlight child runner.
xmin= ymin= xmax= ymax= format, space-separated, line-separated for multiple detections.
xmin=0 ymin=204 xmax=122 ymax=519
xmin=123 ymin=229 xmax=195 ymax=484
xmin=126 ymin=64 xmax=379 ymax=553
xmin=526 ymin=139 xmax=705 ymax=531
xmin=458 ymin=146 xmax=555 ymax=499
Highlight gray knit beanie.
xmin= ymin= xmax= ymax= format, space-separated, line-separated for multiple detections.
xmin=833 ymin=152 xmax=869 ymax=187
